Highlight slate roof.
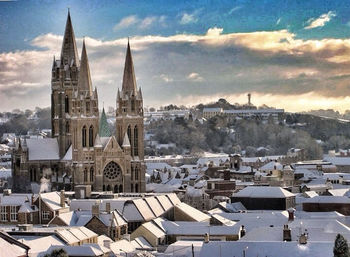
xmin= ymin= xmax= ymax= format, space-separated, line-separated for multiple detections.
xmin=26 ymin=138 xmax=60 ymax=161
xmin=233 ymin=186 xmax=295 ymax=198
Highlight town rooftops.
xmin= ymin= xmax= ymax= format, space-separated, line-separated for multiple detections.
xmin=233 ymin=186 xmax=295 ymax=198
xmin=199 ymin=241 xmax=332 ymax=257
xmin=70 ymin=193 xmax=180 ymax=222
xmin=304 ymin=195 xmax=350 ymax=204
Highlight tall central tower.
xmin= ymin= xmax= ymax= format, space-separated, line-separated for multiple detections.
xmin=116 ymin=41 xmax=145 ymax=192
xmin=51 ymin=11 xmax=80 ymax=158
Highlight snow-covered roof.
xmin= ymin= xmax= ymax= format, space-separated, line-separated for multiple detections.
xmin=62 ymin=145 xmax=72 ymax=161
xmin=217 ymin=202 xmax=247 ymax=213
xmin=23 ymin=235 xmax=64 ymax=255
xmin=40 ymin=191 xmax=67 ymax=211
xmin=45 ymin=245 xmax=103 ymax=257
xmin=260 ymin=161 xmax=283 ymax=171
xmin=304 ymin=196 xmax=350 ymax=204
xmin=233 ymin=186 xmax=295 ymax=198
xmin=0 ymin=194 xmax=30 ymax=206
xmin=199 ymin=241 xmax=332 ymax=257
xmin=142 ymin=221 xmax=166 ymax=238
xmin=174 ymin=202 xmax=210 ymax=222
xmin=323 ymin=156 xmax=350 ymax=166
xmin=26 ymin=138 xmax=59 ymax=161
xmin=130 ymin=236 xmax=152 ymax=249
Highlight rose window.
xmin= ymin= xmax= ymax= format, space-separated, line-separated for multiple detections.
xmin=103 ymin=162 xmax=121 ymax=180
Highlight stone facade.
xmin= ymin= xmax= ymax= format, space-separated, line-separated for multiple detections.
xmin=12 ymin=11 xmax=145 ymax=194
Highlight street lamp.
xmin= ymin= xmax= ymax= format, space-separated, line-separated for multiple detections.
xmin=243 ymin=246 xmax=248 ymax=257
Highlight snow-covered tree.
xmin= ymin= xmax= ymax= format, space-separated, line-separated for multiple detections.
xmin=334 ymin=234 xmax=350 ymax=257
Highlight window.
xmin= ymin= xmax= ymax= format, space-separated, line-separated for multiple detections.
xmin=10 ymin=206 xmax=17 ymax=221
xmin=84 ymin=168 xmax=88 ymax=182
xmin=127 ymin=125 xmax=132 ymax=155
xmin=66 ymin=122 xmax=70 ymax=134
xmin=90 ymin=167 xmax=94 ymax=182
xmin=135 ymin=183 xmax=139 ymax=193
xmin=42 ymin=211 xmax=50 ymax=220
xmin=103 ymin=162 xmax=122 ymax=180
xmin=135 ymin=166 xmax=139 ymax=180
xmin=65 ymin=95 xmax=69 ymax=113
xmin=89 ymin=126 xmax=94 ymax=147
xmin=86 ymin=102 xmax=90 ymax=113
xmin=0 ymin=206 xmax=7 ymax=222
xmin=131 ymin=99 xmax=135 ymax=111
xmin=134 ymin=126 xmax=138 ymax=156
xmin=82 ymin=126 xmax=87 ymax=147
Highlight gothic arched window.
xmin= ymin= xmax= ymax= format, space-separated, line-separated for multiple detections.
xmin=84 ymin=168 xmax=88 ymax=182
xmin=131 ymin=98 xmax=135 ymax=111
xmin=66 ymin=122 xmax=70 ymax=134
xmin=65 ymin=95 xmax=69 ymax=113
xmin=90 ymin=167 xmax=94 ymax=182
xmin=89 ymin=125 xmax=94 ymax=147
xmin=134 ymin=126 xmax=138 ymax=156
xmin=135 ymin=166 xmax=139 ymax=180
xmin=127 ymin=125 xmax=132 ymax=154
xmin=82 ymin=126 xmax=87 ymax=147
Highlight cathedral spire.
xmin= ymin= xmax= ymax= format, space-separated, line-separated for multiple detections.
xmin=78 ymin=39 xmax=93 ymax=95
xmin=61 ymin=10 xmax=80 ymax=67
xmin=99 ymin=107 xmax=111 ymax=137
xmin=121 ymin=40 xmax=137 ymax=95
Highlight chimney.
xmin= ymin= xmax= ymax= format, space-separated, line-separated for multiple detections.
xmin=204 ymin=233 xmax=209 ymax=243
xmin=248 ymin=93 xmax=251 ymax=105
xmin=103 ymin=240 xmax=111 ymax=248
xmin=240 ymin=225 xmax=246 ymax=238
xmin=288 ymin=208 xmax=295 ymax=221
xmin=92 ymin=201 xmax=100 ymax=217
xmin=3 ymin=189 xmax=11 ymax=196
xmin=106 ymin=202 xmax=111 ymax=213
xmin=60 ymin=190 xmax=65 ymax=208
xmin=299 ymin=233 xmax=308 ymax=244
xmin=283 ymin=224 xmax=292 ymax=242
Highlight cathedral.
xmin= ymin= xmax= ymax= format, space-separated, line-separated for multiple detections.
xmin=12 ymin=11 xmax=146 ymax=193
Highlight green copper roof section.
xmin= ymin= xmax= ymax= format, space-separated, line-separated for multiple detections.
xmin=99 ymin=108 xmax=111 ymax=137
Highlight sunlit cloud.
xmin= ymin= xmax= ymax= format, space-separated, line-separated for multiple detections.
xmin=304 ymin=11 xmax=336 ymax=30
xmin=179 ymin=10 xmax=200 ymax=24
xmin=114 ymin=15 xmax=165 ymax=31
xmin=2 ymin=27 xmax=350 ymax=111
xmin=113 ymin=15 xmax=139 ymax=31
xmin=187 ymin=72 xmax=204 ymax=82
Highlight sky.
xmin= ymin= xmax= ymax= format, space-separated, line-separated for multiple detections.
xmin=2 ymin=0 xmax=350 ymax=112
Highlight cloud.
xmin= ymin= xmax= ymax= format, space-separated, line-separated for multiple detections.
xmin=139 ymin=16 xmax=157 ymax=29
xmin=113 ymin=15 xmax=139 ymax=31
xmin=304 ymin=11 xmax=336 ymax=30
xmin=3 ymin=27 xmax=350 ymax=111
xmin=179 ymin=10 xmax=199 ymax=24
xmin=276 ymin=18 xmax=281 ymax=25
xmin=158 ymin=74 xmax=173 ymax=83
xmin=228 ymin=6 xmax=242 ymax=15
xmin=114 ymin=15 xmax=166 ymax=31
xmin=187 ymin=72 xmax=204 ymax=82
